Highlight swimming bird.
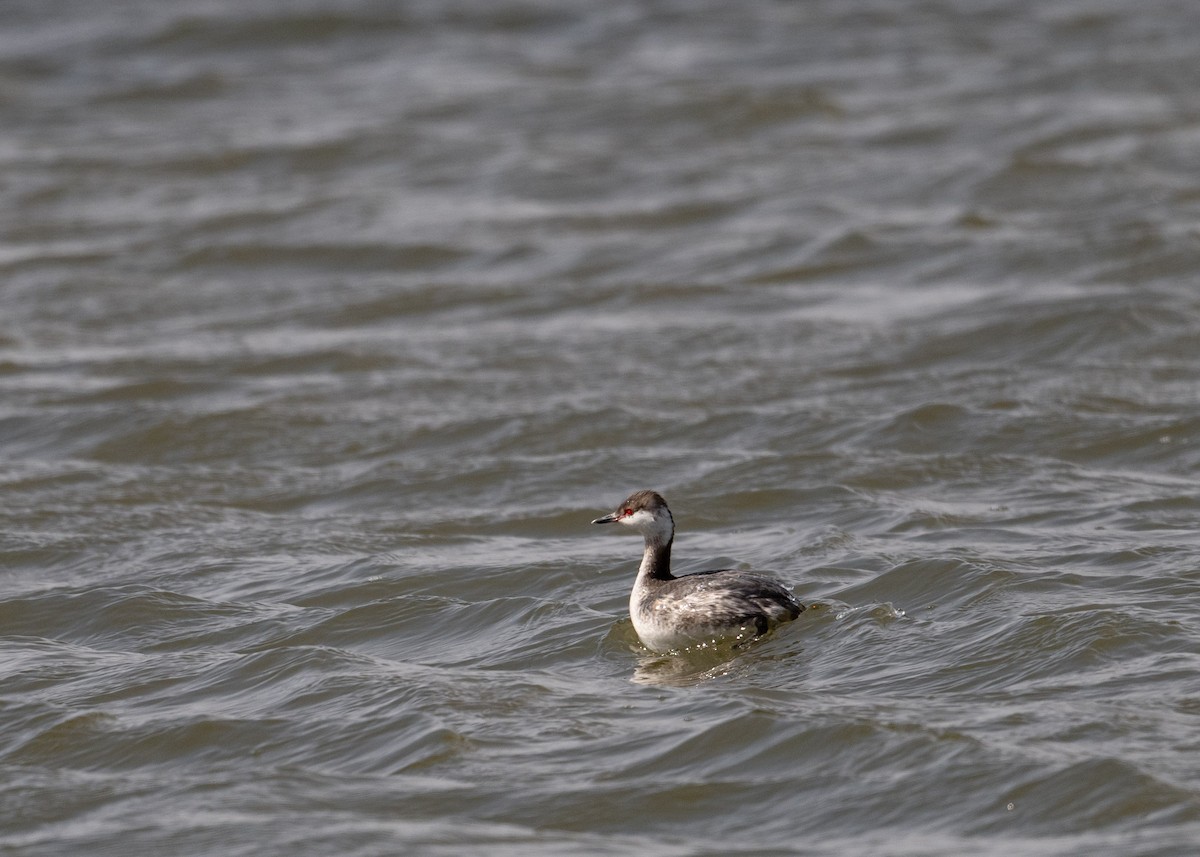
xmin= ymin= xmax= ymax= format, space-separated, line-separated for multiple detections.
xmin=592 ymin=490 xmax=804 ymax=652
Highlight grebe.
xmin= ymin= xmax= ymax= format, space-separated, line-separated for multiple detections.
xmin=592 ymin=490 xmax=804 ymax=652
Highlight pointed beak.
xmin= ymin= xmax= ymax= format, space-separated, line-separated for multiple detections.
xmin=591 ymin=512 xmax=618 ymax=525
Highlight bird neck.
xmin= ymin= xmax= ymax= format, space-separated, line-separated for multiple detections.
xmin=638 ymin=533 xmax=674 ymax=581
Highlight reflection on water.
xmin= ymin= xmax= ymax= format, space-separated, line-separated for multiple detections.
xmin=630 ymin=650 xmax=747 ymax=688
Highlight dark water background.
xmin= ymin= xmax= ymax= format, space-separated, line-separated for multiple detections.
xmin=2 ymin=1 xmax=1199 ymax=854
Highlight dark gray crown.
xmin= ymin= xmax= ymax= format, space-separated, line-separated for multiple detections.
xmin=619 ymin=490 xmax=668 ymax=512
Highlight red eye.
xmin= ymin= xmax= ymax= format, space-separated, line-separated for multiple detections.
xmin=623 ymin=508 xmax=633 ymax=517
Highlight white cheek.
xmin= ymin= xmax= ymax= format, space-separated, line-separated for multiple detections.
xmin=624 ymin=510 xmax=656 ymax=527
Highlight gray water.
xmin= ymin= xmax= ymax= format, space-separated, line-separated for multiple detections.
xmin=2 ymin=1 xmax=1199 ymax=854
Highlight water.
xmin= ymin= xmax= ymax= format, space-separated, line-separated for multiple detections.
xmin=2 ymin=1 xmax=1199 ymax=854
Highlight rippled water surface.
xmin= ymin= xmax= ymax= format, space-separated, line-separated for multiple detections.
xmin=3 ymin=1 xmax=1200 ymax=854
